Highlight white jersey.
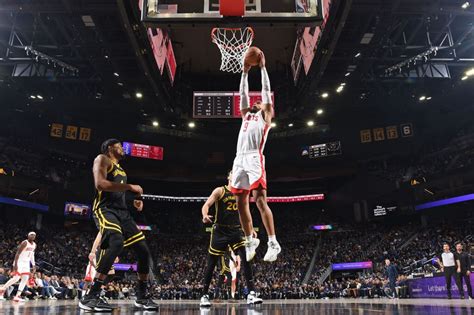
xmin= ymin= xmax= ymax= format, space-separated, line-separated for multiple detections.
xmin=18 ymin=241 xmax=36 ymax=263
xmin=236 ymin=110 xmax=270 ymax=155
xmin=14 ymin=240 xmax=36 ymax=275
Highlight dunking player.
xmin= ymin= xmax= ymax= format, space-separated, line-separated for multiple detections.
xmin=79 ymin=139 xmax=158 ymax=311
xmin=0 ymin=232 xmax=37 ymax=302
xmin=82 ymin=231 xmax=119 ymax=298
xmin=200 ymin=172 xmax=262 ymax=307
xmin=231 ymin=50 xmax=281 ymax=262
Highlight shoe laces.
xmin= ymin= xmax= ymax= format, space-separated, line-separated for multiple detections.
xmin=269 ymin=240 xmax=279 ymax=248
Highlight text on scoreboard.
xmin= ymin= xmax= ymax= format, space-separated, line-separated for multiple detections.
xmin=301 ymin=141 xmax=342 ymax=159
xmin=193 ymin=91 xmax=275 ymax=118
xmin=122 ymin=142 xmax=164 ymax=160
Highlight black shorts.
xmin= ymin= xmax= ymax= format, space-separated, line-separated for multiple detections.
xmin=208 ymin=224 xmax=245 ymax=256
xmin=93 ymin=207 xmax=145 ymax=249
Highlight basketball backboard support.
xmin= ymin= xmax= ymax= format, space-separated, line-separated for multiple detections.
xmin=140 ymin=0 xmax=323 ymax=28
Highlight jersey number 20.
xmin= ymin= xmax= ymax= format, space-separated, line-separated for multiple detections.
xmin=226 ymin=202 xmax=238 ymax=211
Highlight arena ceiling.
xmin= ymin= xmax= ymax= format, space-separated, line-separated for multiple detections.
xmin=0 ymin=0 xmax=473 ymax=133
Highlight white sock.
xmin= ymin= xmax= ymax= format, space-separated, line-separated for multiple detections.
xmin=268 ymin=235 xmax=277 ymax=242
xmin=245 ymin=235 xmax=253 ymax=243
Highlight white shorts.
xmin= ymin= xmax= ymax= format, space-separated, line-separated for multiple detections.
xmin=84 ymin=262 xmax=97 ymax=282
xmin=14 ymin=260 xmax=31 ymax=276
xmin=231 ymin=152 xmax=267 ymax=193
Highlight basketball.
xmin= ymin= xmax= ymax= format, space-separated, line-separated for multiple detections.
xmin=244 ymin=46 xmax=262 ymax=67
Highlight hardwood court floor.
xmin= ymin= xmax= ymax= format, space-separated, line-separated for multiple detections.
xmin=0 ymin=298 xmax=473 ymax=314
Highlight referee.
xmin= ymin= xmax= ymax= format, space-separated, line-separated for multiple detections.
xmin=455 ymin=242 xmax=472 ymax=300
xmin=439 ymin=243 xmax=463 ymax=299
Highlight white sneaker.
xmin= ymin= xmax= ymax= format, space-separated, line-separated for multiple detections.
xmin=263 ymin=240 xmax=281 ymax=262
xmin=200 ymin=294 xmax=211 ymax=307
xmin=13 ymin=296 xmax=25 ymax=302
xmin=247 ymin=291 xmax=263 ymax=305
xmin=245 ymin=238 xmax=260 ymax=262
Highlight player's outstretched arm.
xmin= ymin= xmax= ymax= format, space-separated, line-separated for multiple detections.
xmin=240 ymin=67 xmax=251 ymax=118
xmin=260 ymin=52 xmax=273 ymax=124
xmin=202 ymin=187 xmax=223 ymax=223
xmin=93 ymin=154 xmax=142 ymax=195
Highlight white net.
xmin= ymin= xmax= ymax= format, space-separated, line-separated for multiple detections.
xmin=211 ymin=27 xmax=254 ymax=73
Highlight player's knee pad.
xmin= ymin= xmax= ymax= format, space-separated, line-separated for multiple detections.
xmin=134 ymin=240 xmax=151 ymax=274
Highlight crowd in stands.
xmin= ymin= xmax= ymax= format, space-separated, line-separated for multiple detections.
xmin=366 ymin=125 xmax=474 ymax=185
xmin=0 ymin=136 xmax=89 ymax=187
xmin=0 ymin=215 xmax=472 ymax=302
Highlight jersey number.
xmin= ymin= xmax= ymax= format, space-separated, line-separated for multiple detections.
xmin=226 ymin=202 xmax=238 ymax=211
xmin=242 ymin=115 xmax=259 ymax=132
xmin=243 ymin=121 xmax=249 ymax=132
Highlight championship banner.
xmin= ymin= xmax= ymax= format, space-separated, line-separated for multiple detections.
xmin=65 ymin=125 xmax=78 ymax=140
xmin=360 ymin=129 xmax=372 ymax=143
xmin=50 ymin=123 xmax=64 ymax=138
xmin=79 ymin=128 xmax=92 ymax=141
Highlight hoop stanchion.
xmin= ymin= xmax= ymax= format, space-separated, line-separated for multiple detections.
xmin=211 ymin=27 xmax=254 ymax=73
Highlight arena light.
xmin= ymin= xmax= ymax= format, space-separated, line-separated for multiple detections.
xmin=288 ymin=123 xmax=294 ymax=127
xmin=345 ymin=72 xmax=351 ymax=77
xmin=307 ymin=120 xmax=315 ymax=127
xmin=317 ymin=109 xmax=324 ymax=115
xmin=354 ymin=52 xmax=361 ymax=58
xmin=336 ymin=86 xmax=344 ymax=93
xmin=152 ymin=121 xmax=159 ymax=127
xmin=135 ymin=92 xmax=143 ymax=99
xmin=419 ymin=96 xmax=426 ymax=101
xmin=415 ymin=193 xmax=474 ymax=211
xmin=137 ymin=225 xmax=152 ymax=231
xmin=36 ymin=95 xmax=43 ymax=99
xmin=426 ymin=97 xmax=432 ymax=100
xmin=462 ymin=76 xmax=468 ymax=80
xmin=465 ymin=68 xmax=474 ymax=76
xmin=341 ymin=83 xmax=346 ymax=86
xmin=113 ymin=72 xmax=120 ymax=77
xmin=312 ymin=225 xmax=333 ymax=231
xmin=188 ymin=122 xmax=196 ymax=128
xmin=118 ymin=82 xmax=124 ymax=86
xmin=29 ymin=95 xmax=36 ymax=99
xmin=321 ymin=92 xmax=329 ymax=98
xmin=462 ymin=1 xmax=470 ymax=9
xmin=271 ymin=122 xmax=276 ymax=128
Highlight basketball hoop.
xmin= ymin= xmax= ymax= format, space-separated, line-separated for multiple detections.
xmin=211 ymin=27 xmax=254 ymax=73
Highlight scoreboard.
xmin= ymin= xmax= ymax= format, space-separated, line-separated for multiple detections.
xmin=122 ymin=142 xmax=164 ymax=160
xmin=301 ymin=141 xmax=342 ymax=159
xmin=193 ymin=91 xmax=275 ymax=118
